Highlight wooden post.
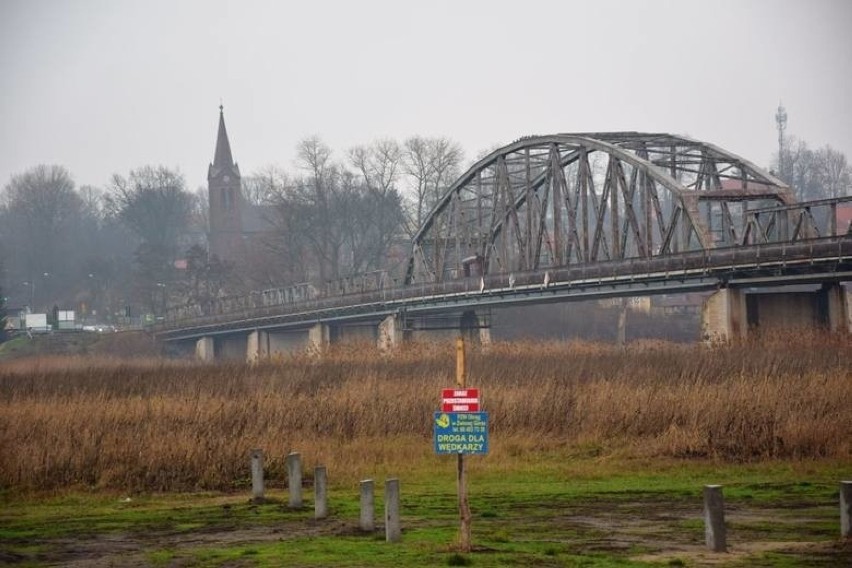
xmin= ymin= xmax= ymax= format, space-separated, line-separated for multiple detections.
xmin=250 ymin=449 xmax=264 ymax=504
xmin=456 ymin=336 xmax=472 ymax=553
xmin=360 ymin=479 xmax=375 ymax=532
xmin=704 ymin=485 xmax=727 ymax=552
xmin=841 ymin=481 xmax=852 ymax=539
xmin=287 ymin=452 xmax=302 ymax=508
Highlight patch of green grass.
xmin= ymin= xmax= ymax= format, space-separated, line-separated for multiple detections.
xmin=2 ymin=457 xmax=849 ymax=567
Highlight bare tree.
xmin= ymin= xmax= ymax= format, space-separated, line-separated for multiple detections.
xmin=402 ymin=136 xmax=464 ymax=234
xmin=242 ymin=165 xmax=290 ymax=206
xmin=349 ymin=139 xmax=402 ymax=194
xmin=775 ymin=138 xmax=851 ymax=201
xmin=814 ymin=145 xmax=851 ymax=199
xmin=106 ymin=166 xmax=194 ymax=253
xmin=0 ymin=165 xmax=90 ymax=309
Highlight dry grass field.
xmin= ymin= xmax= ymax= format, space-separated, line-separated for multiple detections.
xmin=1 ymin=332 xmax=850 ymax=494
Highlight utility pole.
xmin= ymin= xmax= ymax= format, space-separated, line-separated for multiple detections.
xmin=775 ymin=102 xmax=787 ymax=178
xmin=456 ymin=336 xmax=472 ymax=553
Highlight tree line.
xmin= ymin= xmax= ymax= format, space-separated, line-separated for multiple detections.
xmin=1 ymin=129 xmax=850 ymax=328
xmin=0 ymin=136 xmax=464 ymax=324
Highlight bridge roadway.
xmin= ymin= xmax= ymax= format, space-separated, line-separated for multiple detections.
xmin=151 ymin=236 xmax=852 ymax=342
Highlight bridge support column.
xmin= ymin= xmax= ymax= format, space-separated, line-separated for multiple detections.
xmin=378 ymin=314 xmax=404 ymax=351
xmin=247 ymin=330 xmax=269 ymax=363
xmin=195 ymin=336 xmax=215 ymax=361
xmin=460 ymin=310 xmax=491 ymax=346
xmin=702 ymin=288 xmax=747 ymax=342
xmin=823 ymin=284 xmax=851 ymax=333
xmin=308 ymin=323 xmax=330 ymax=354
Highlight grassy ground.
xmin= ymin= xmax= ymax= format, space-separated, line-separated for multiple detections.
xmin=1 ymin=336 xmax=849 ymax=566
xmin=2 ymin=457 xmax=850 ymax=567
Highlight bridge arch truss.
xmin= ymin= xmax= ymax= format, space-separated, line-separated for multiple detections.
xmin=405 ymin=133 xmax=794 ymax=284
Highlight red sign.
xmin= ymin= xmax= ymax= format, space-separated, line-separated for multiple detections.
xmin=441 ymin=388 xmax=480 ymax=412
xmin=442 ymin=402 xmax=480 ymax=412
xmin=442 ymin=388 xmax=479 ymax=400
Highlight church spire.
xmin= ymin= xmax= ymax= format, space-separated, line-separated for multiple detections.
xmin=213 ymin=104 xmax=235 ymax=169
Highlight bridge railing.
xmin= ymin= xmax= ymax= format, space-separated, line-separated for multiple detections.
xmin=742 ymin=196 xmax=852 ymax=245
xmin=152 ymin=234 xmax=852 ymax=333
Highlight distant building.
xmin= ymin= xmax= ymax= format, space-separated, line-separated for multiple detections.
xmin=206 ymin=106 xmax=276 ymax=263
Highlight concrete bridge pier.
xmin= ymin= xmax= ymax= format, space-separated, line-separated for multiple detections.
xmin=378 ymin=314 xmax=404 ymax=351
xmin=308 ymin=322 xmax=331 ymax=354
xmin=460 ymin=310 xmax=492 ymax=346
xmin=196 ymin=336 xmax=215 ymax=361
xmin=702 ymin=284 xmax=851 ymax=342
xmin=823 ymin=283 xmax=852 ymax=332
xmin=247 ymin=329 xmax=269 ymax=363
xmin=701 ymin=288 xmax=748 ymax=342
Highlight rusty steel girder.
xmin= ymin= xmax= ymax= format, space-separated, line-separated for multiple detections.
xmin=405 ymin=133 xmax=794 ymax=284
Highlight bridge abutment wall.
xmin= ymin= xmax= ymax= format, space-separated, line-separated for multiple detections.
xmin=702 ymin=284 xmax=851 ymax=342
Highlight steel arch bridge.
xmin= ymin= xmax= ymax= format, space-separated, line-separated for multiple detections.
xmin=151 ymin=132 xmax=852 ymax=343
xmin=405 ymin=132 xmax=795 ymax=285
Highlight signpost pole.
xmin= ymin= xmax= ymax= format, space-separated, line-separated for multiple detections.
xmin=456 ymin=336 xmax=472 ymax=553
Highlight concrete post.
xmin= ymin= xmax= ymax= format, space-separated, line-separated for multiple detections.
xmin=360 ymin=479 xmax=375 ymax=532
xmin=385 ymin=478 xmax=401 ymax=542
xmin=250 ymin=449 xmax=264 ymax=503
xmin=841 ymin=481 xmax=852 ymax=539
xmin=308 ymin=323 xmax=329 ymax=354
xmin=703 ymin=485 xmax=727 ymax=552
xmin=195 ymin=336 xmax=215 ymax=361
xmin=246 ymin=330 xmax=268 ymax=363
xmin=702 ymin=288 xmax=747 ymax=342
xmin=378 ymin=314 xmax=403 ymax=351
xmin=286 ymin=452 xmax=302 ymax=508
xmin=314 ymin=466 xmax=328 ymax=519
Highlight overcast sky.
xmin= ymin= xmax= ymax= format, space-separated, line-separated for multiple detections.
xmin=1 ymin=0 xmax=850 ymax=190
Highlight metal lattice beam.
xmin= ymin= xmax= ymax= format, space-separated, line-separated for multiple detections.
xmin=405 ymin=133 xmax=794 ymax=284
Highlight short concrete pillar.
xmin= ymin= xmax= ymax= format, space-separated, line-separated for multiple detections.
xmin=308 ymin=323 xmax=330 ymax=354
xmin=246 ymin=329 xmax=268 ymax=363
xmin=385 ymin=478 xmax=401 ymax=542
xmin=314 ymin=466 xmax=328 ymax=519
xmin=378 ymin=314 xmax=403 ymax=351
xmin=286 ymin=452 xmax=302 ymax=508
xmin=360 ymin=479 xmax=375 ymax=532
xmin=250 ymin=449 xmax=264 ymax=503
xmin=841 ymin=481 xmax=852 ymax=539
xmin=702 ymin=288 xmax=747 ymax=342
xmin=703 ymin=485 xmax=727 ymax=552
xmin=195 ymin=336 xmax=215 ymax=361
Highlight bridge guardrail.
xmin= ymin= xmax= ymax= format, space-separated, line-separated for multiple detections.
xmin=150 ymin=235 xmax=852 ymax=337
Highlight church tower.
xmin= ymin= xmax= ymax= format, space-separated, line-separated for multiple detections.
xmin=207 ymin=105 xmax=243 ymax=261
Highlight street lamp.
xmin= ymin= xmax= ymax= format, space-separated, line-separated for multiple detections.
xmin=22 ymin=281 xmax=34 ymax=311
xmin=156 ymin=282 xmax=167 ymax=317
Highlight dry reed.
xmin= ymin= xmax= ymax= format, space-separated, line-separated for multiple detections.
xmin=1 ymin=331 xmax=849 ymax=493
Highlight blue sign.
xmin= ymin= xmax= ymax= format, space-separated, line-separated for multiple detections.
xmin=434 ymin=412 xmax=489 ymax=455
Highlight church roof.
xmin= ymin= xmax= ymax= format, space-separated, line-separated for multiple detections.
xmin=209 ymin=105 xmax=240 ymax=179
